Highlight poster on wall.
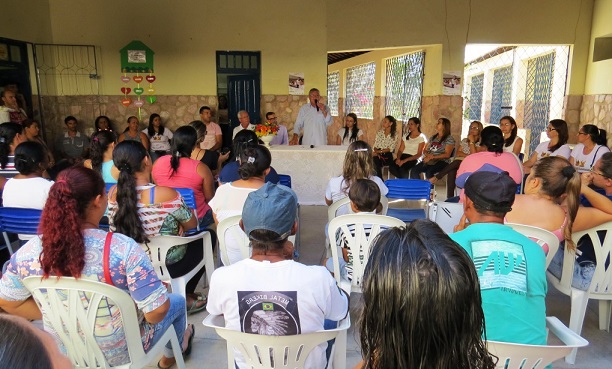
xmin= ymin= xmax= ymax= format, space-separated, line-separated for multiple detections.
xmin=289 ymin=73 xmax=304 ymax=95
xmin=443 ymin=71 xmax=462 ymax=95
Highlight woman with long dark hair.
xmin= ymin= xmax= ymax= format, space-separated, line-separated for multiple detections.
xmin=152 ymin=125 xmax=215 ymax=227
xmin=94 ymin=115 xmax=118 ymax=140
xmin=410 ymin=117 xmax=455 ymax=180
xmin=84 ymin=130 xmax=117 ymax=183
xmin=500 ymin=115 xmax=523 ymax=155
xmin=145 ymin=113 xmax=174 ymax=162
xmin=389 ymin=117 xmax=427 ymax=178
xmin=189 ymin=120 xmax=229 ymax=174
xmin=0 ymin=166 xmax=193 ymax=368
xmin=356 ymin=221 xmax=495 ymax=369
xmin=108 ymin=140 xmax=207 ymax=315
xmin=23 ymin=118 xmax=54 ymax=166
xmin=336 ymin=113 xmax=363 ymax=146
xmin=523 ymin=119 xmax=571 ymax=174
xmin=372 ymin=115 xmax=399 ymax=178
xmin=0 ymin=122 xmax=25 ymax=180
xmin=218 ymin=129 xmax=280 ymax=184
xmin=570 ymin=124 xmax=610 ymax=173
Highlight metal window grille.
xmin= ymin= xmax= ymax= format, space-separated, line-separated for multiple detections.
xmin=524 ymin=52 xmax=555 ymax=155
xmin=490 ymin=65 xmax=513 ymax=126
xmin=384 ymin=51 xmax=425 ymax=122
xmin=463 ymin=45 xmax=570 ymax=157
xmin=327 ymin=71 xmax=340 ymax=116
xmin=34 ymin=44 xmax=99 ymax=96
xmin=345 ymin=62 xmax=375 ymax=119
xmin=468 ymin=73 xmax=484 ymax=121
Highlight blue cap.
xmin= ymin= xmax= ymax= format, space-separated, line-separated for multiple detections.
xmin=242 ymin=182 xmax=298 ymax=241
xmin=455 ymin=163 xmax=505 ymax=189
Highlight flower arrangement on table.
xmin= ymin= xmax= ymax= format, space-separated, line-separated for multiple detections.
xmin=254 ymin=122 xmax=279 ymax=137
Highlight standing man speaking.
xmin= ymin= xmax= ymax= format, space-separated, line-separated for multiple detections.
xmin=290 ymin=88 xmax=332 ymax=146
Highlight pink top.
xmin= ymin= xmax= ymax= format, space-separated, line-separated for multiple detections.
xmin=152 ymin=155 xmax=211 ymax=218
xmin=457 ymin=151 xmax=523 ymax=202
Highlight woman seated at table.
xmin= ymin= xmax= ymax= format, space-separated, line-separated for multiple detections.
xmin=570 ymin=124 xmax=610 ymax=173
xmin=389 ymin=117 xmax=427 ymax=179
xmin=355 ymin=221 xmax=495 ymax=369
xmin=218 ymin=129 xmax=279 ymax=185
xmin=326 ymin=140 xmax=388 ymax=215
xmin=3 ymin=141 xmax=53 ymax=211
xmin=336 ymin=113 xmax=364 ymax=146
xmin=429 ymin=120 xmax=482 ymax=198
xmin=108 ymin=140 xmax=207 ymax=315
xmin=500 ymin=115 xmax=523 ymax=156
xmin=523 ymin=119 xmax=571 ymax=174
xmin=410 ymin=118 xmax=455 ymax=181
xmin=372 ymin=115 xmax=399 ymax=179
xmin=152 ymin=125 xmax=215 ymax=228
xmin=209 ymin=144 xmax=271 ymax=265
xmin=0 ymin=166 xmax=193 ymax=368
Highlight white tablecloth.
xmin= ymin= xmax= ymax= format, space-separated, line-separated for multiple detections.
xmin=269 ymin=145 xmax=346 ymax=205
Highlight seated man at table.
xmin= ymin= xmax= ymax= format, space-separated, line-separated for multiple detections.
xmin=207 ymin=182 xmax=349 ymax=369
xmin=450 ymin=170 xmax=547 ymax=345
xmin=266 ymin=111 xmax=289 ymax=145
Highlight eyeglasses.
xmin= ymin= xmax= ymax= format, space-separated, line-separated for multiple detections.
xmin=578 ymin=132 xmax=588 ymax=135
xmin=590 ymin=167 xmax=608 ymax=178
xmin=546 ymin=127 xmax=557 ymax=132
xmin=469 ymin=126 xmax=480 ymax=130
xmin=268 ymin=117 xmax=277 ymax=120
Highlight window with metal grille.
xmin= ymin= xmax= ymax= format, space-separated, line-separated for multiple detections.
xmin=468 ymin=73 xmax=484 ymax=121
xmin=327 ymin=71 xmax=340 ymax=116
xmin=524 ymin=52 xmax=555 ymax=155
xmin=345 ymin=62 xmax=375 ymax=119
xmin=490 ymin=65 xmax=513 ymax=125
xmin=384 ymin=51 xmax=425 ymax=122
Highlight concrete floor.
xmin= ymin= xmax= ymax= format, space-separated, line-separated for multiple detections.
xmin=147 ymin=203 xmax=612 ymax=369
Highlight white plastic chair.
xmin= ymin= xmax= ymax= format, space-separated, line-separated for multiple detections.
xmin=486 ymin=316 xmax=588 ymax=369
xmin=546 ymin=221 xmax=612 ymax=363
xmin=203 ymin=313 xmax=350 ymax=369
xmin=142 ymin=231 xmax=215 ymax=312
xmin=327 ymin=197 xmax=352 ymax=222
xmin=328 ymin=214 xmax=405 ymax=294
xmin=217 ymin=215 xmax=250 ymax=266
xmin=506 ymin=223 xmax=560 ymax=269
xmin=427 ymin=201 xmax=464 ymax=234
xmin=23 ymin=276 xmax=185 ymax=369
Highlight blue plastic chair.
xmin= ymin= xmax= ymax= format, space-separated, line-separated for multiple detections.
xmin=173 ymin=187 xmax=200 ymax=232
xmin=384 ymin=179 xmax=431 ymax=223
xmin=0 ymin=207 xmax=43 ymax=254
xmin=278 ymin=174 xmax=292 ymax=188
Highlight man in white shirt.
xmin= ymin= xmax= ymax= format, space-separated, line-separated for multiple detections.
xmin=290 ymin=88 xmax=332 ymax=146
xmin=207 ymin=182 xmax=349 ymax=369
xmin=266 ymin=111 xmax=289 ymax=145
xmin=232 ymin=110 xmax=256 ymax=139
xmin=0 ymin=89 xmax=27 ymax=124
xmin=199 ymin=106 xmax=222 ymax=151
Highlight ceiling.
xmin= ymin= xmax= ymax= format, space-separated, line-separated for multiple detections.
xmin=327 ymin=51 xmax=369 ymax=65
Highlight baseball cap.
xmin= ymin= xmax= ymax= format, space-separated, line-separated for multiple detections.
xmin=464 ymin=171 xmax=516 ymax=213
xmin=455 ymin=163 xmax=505 ymax=189
xmin=242 ymin=182 xmax=298 ymax=241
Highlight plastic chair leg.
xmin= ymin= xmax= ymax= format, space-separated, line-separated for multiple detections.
xmin=330 ymin=329 xmax=347 ymax=369
xmin=565 ymin=289 xmax=589 ymax=364
xmin=599 ymin=300 xmax=612 ymax=332
xmin=2 ymin=232 xmax=14 ymax=255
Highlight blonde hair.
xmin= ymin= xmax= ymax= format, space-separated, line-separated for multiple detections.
xmin=342 ymin=140 xmax=375 ymax=194
xmin=532 ymin=156 xmax=581 ymax=250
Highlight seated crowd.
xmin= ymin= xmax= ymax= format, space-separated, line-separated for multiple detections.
xmin=0 ymin=105 xmax=611 ymax=369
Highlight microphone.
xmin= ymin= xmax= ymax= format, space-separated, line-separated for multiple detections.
xmin=310 ymin=145 xmax=314 ymax=148
xmin=315 ymin=99 xmax=319 ymax=112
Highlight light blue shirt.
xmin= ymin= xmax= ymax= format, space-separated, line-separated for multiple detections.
xmin=293 ymin=103 xmax=333 ymax=146
xmin=270 ymin=125 xmax=289 ymax=145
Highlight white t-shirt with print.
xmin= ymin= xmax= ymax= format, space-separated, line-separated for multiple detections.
xmin=571 ymin=143 xmax=610 ymax=173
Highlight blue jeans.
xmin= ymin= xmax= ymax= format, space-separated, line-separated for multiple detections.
xmin=142 ymin=293 xmax=186 ymax=358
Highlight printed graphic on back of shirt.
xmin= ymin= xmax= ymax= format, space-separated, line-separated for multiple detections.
xmin=472 ymin=240 xmax=527 ymax=295
xmin=238 ymin=291 xmax=301 ymax=335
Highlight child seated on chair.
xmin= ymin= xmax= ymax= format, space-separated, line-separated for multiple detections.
xmin=325 ymin=179 xmax=382 ymax=280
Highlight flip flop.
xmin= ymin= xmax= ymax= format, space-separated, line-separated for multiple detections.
xmin=186 ymin=294 xmax=207 ymax=315
xmin=183 ymin=324 xmax=195 ymax=358
xmin=157 ymin=358 xmax=176 ymax=369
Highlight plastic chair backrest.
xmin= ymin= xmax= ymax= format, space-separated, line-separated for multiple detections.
xmin=384 ymin=179 xmax=431 ymax=200
xmin=174 ymin=187 xmax=198 ymax=217
xmin=327 ymin=197 xmax=351 ymax=222
xmin=23 ymin=276 xmax=185 ymax=369
xmin=217 ymin=215 xmax=250 ymax=265
xmin=278 ymin=174 xmax=292 ymax=188
xmin=328 ymin=214 xmax=405 ymax=293
xmin=428 ymin=201 xmax=464 ymax=234
xmin=486 ymin=316 xmax=588 ymax=369
xmin=506 ymin=223 xmax=560 ymax=269
xmin=570 ymin=222 xmax=612 ymax=298
xmin=105 ymin=182 xmax=115 ymax=193
xmin=0 ymin=207 xmax=42 ymax=234
xmin=203 ymin=314 xmax=350 ymax=369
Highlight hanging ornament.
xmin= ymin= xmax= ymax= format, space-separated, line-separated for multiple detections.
xmin=147 ymin=96 xmax=157 ymax=104
xmin=121 ymin=98 xmax=132 ymax=107
xmin=120 ymin=87 xmax=131 ymax=95
xmin=134 ymin=99 xmax=145 ymax=108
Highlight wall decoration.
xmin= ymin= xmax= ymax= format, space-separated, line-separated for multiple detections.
xmin=289 ymin=72 xmax=304 ymax=95
xmin=119 ymin=41 xmax=157 ymax=117
xmin=443 ymin=71 xmax=462 ymax=96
